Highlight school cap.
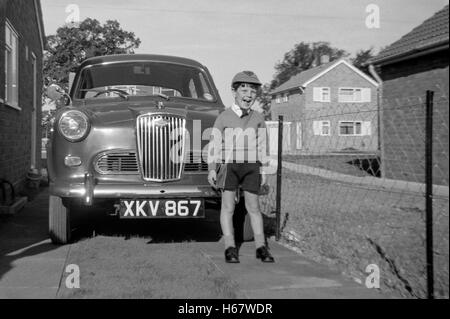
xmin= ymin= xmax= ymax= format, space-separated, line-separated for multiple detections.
xmin=231 ymin=71 xmax=262 ymax=87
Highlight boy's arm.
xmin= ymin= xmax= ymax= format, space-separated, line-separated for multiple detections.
xmin=207 ymin=115 xmax=224 ymax=173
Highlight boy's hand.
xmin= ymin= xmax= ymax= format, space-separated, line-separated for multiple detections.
xmin=261 ymin=173 xmax=267 ymax=186
xmin=208 ymin=170 xmax=217 ymax=188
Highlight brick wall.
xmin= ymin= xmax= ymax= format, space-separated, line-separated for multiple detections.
xmin=0 ymin=0 xmax=44 ymax=192
xmin=379 ymin=49 xmax=449 ymax=185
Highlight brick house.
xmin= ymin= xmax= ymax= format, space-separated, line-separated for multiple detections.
xmin=270 ymin=59 xmax=379 ymax=154
xmin=370 ymin=5 xmax=449 ymax=185
xmin=0 ymin=0 xmax=45 ymax=193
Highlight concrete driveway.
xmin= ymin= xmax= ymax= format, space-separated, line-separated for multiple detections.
xmin=0 ymin=188 xmax=386 ymax=299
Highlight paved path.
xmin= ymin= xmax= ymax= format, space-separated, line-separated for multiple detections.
xmin=0 ymin=188 xmax=386 ymax=299
xmin=200 ymin=241 xmax=384 ymax=299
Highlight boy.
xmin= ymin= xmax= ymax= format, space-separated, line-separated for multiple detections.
xmin=207 ymin=71 xmax=275 ymax=263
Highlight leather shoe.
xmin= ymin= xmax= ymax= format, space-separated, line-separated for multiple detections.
xmin=225 ymin=247 xmax=240 ymax=263
xmin=256 ymin=246 xmax=275 ymax=262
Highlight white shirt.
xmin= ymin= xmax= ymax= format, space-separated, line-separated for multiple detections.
xmin=231 ymin=103 xmax=250 ymax=118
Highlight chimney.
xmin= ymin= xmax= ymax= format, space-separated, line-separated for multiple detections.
xmin=320 ymin=55 xmax=330 ymax=65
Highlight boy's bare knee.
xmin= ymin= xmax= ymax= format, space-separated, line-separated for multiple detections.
xmin=221 ymin=207 xmax=235 ymax=216
xmin=221 ymin=202 xmax=236 ymax=215
xmin=245 ymin=203 xmax=260 ymax=215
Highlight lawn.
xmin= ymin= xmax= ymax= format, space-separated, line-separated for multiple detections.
xmin=57 ymin=236 xmax=240 ymax=299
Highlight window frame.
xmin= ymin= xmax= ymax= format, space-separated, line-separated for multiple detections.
xmin=338 ymin=121 xmax=363 ymax=136
xmin=338 ymin=87 xmax=365 ymax=103
xmin=319 ymin=120 xmax=331 ymax=136
xmin=4 ymin=20 xmax=20 ymax=110
xmin=313 ymin=87 xmax=330 ymax=102
xmin=275 ymin=95 xmax=281 ymax=104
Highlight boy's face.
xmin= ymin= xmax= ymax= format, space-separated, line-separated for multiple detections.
xmin=232 ymin=83 xmax=258 ymax=110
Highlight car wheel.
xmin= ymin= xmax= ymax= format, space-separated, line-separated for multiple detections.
xmin=49 ymin=195 xmax=71 ymax=244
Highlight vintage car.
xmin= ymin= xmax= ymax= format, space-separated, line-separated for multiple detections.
xmin=46 ymin=54 xmax=251 ymax=244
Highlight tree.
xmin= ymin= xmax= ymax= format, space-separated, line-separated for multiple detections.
xmin=41 ymin=109 xmax=56 ymax=139
xmin=270 ymin=41 xmax=349 ymax=90
xmin=253 ymin=83 xmax=272 ymax=120
xmin=351 ymin=48 xmax=375 ymax=77
xmin=44 ymin=18 xmax=141 ymax=91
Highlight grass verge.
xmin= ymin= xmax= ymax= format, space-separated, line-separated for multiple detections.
xmin=272 ymin=168 xmax=448 ymax=298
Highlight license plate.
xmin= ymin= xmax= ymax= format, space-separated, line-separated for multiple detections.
xmin=118 ymin=199 xmax=204 ymax=218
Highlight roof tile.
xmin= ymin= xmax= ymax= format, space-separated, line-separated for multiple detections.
xmin=371 ymin=5 xmax=449 ymax=64
xmin=271 ymin=59 xmax=340 ymax=94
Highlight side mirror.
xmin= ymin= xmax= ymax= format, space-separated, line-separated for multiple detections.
xmin=46 ymin=84 xmax=65 ymax=101
xmin=46 ymin=84 xmax=71 ymax=106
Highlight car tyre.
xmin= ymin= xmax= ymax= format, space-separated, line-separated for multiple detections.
xmin=49 ymin=195 xmax=71 ymax=244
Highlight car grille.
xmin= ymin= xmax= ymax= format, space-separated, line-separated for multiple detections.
xmin=94 ymin=150 xmax=208 ymax=175
xmin=95 ymin=152 xmax=139 ymax=174
xmin=136 ymin=113 xmax=187 ymax=181
xmin=184 ymin=151 xmax=209 ymax=172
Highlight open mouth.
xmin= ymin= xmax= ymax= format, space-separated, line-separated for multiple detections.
xmin=242 ymin=98 xmax=252 ymax=107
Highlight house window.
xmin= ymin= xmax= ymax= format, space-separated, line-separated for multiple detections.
xmin=282 ymin=93 xmax=289 ymax=103
xmin=5 ymin=21 xmax=19 ymax=109
xmin=313 ymin=121 xmax=331 ymax=136
xmin=338 ymin=88 xmax=371 ymax=102
xmin=313 ymin=87 xmax=330 ymax=102
xmin=339 ymin=121 xmax=363 ymax=136
xmin=275 ymin=95 xmax=281 ymax=104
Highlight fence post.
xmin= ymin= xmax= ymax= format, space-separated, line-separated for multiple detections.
xmin=275 ymin=116 xmax=283 ymax=241
xmin=425 ymin=90 xmax=434 ymax=299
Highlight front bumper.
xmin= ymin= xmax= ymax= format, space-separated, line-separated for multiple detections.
xmin=50 ymin=173 xmax=220 ymax=205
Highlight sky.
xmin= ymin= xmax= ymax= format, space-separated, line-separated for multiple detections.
xmin=41 ymin=0 xmax=449 ymax=106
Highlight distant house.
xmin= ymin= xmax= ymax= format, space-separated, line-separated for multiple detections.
xmin=370 ymin=5 xmax=449 ymax=185
xmin=0 ymin=0 xmax=45 ymax=193
xmin=270 ymin=58 xmax=379 ymax=154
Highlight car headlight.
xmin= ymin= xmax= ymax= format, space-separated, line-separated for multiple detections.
xmin=58 ymin=110 xmax=90 ymax=142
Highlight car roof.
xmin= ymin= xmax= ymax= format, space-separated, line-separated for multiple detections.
xmin=79 ymin=54 xmax=205 ymax=69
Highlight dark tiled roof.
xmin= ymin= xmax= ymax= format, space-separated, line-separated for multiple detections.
xmin=371 ymin=5 xmax=449 ymax=65
xmin=271 ymin=59 xmax=339 ymax=95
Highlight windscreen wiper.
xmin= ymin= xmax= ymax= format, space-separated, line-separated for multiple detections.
xmin=80 ymin=88 xmax=129 ymax=100
xmin=154 ymin=93 xmax=170 ymax=101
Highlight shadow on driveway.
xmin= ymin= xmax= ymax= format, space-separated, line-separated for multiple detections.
xmin=0 ymin=187 xmax=68 ymax=298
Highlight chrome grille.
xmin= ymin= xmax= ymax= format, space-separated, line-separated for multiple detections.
xmin=136 ymin=113 xmax=186 ymax=181
xmin=95 ymin=152 xmax=139 ymax=174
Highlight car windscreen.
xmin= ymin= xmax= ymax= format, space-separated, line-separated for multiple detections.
xmin=74 ymin=61 xmax=216 ymax=101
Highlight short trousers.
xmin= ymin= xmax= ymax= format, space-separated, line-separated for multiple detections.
xmin=218 ymin=162 xmax=261 ymax=195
